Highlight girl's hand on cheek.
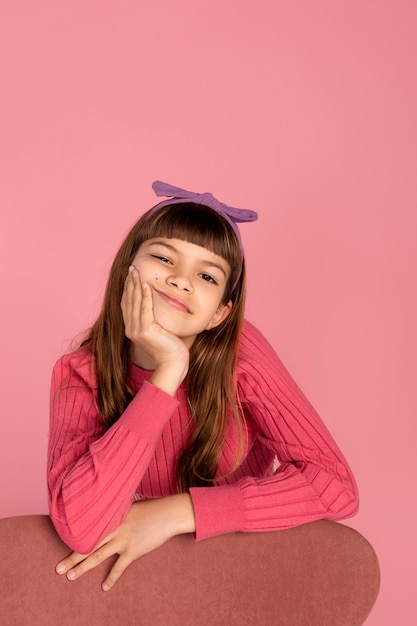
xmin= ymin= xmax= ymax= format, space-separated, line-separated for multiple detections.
xmin=120 ymin=266 xmax=189 ymax=394
xmin=55 ymin=496 xmax=195 ymax=591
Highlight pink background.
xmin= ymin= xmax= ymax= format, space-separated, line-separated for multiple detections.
xmin=1 ymin=1 xmax=416 ymax=623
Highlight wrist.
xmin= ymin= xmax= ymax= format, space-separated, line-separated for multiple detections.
xmin=150 ymin=359 xmax=189 ymax=396
xmin=167 ymin=493 xmax=196 ymax=535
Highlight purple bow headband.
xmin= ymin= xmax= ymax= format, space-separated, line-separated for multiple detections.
xmin=147 ymin=181 xmax=258 ymax=290
xmin=150 ymin=180 xmax=257 ymax=247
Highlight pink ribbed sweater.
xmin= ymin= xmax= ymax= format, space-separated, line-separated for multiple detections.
xmin=48 ymin=320 xmax=359 ymax=553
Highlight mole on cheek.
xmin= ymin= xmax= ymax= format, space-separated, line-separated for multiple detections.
xmin=155 ymin=273 xmax=158 ymax=280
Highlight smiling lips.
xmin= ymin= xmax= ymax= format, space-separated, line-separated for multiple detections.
xmin=154 ymin=289 xmax=191 ymax=313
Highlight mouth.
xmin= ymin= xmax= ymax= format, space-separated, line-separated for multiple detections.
xmin=153 ymin=289 xmax=191 ymax=313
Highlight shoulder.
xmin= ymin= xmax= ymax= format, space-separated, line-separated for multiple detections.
xmin=236 ymin=320 xmax=293 ymax=392
xmin=51 ymin=343 xmax=97 ymax=390
xmin=238 ymin=320 xmax=281 ymax=366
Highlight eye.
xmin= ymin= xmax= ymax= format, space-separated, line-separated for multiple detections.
xmin=151 ymin=254 xmax=172 ymax=264
xmin=199 ymin=273 xmax=217 ymax=284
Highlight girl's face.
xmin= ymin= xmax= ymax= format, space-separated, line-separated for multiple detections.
xmin=131 ymin=237 xmax=233 ymax=348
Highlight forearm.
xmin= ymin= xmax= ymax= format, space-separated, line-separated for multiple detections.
xmin=49 ymin=377 xmax=180 ymax=553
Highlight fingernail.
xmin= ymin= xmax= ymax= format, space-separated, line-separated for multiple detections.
xmin=56 ymin=563 xmax=65 ymax=574
xmin=128 ymin=265 xmax=135 ymax=274
xmin=102 ymin=583 xmax=109 ymax=592
xmin=67 ymin=570 xmax=76 ymax=581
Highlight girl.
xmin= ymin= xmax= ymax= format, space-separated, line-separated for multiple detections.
xmin=49 ymin=181 xmax=359 ymax=591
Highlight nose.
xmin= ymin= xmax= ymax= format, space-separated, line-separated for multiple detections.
xmin=166 ymin=268 xmax=193 ymax=292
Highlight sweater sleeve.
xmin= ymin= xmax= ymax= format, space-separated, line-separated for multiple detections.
xmin=189 ymin=321 xmax=359 ymax=541
xmin=47 ymin=349 xmax=179 ymax=553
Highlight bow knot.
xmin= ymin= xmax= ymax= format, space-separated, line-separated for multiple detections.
xmin=151 ymin=181 xmax=258 ymax=226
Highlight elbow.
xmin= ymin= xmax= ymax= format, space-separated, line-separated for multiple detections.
xmin=339 ymin=493 xmax=360 ymax=520
xmin=345 ymin=472 xmax=360 ymax=517
xmin=52 ymin=521 xmax=99 ymax=554
xmin=346 ymin=485 xmax=360 ymax=517
xmin=49 ymin=510 xmax=100 ymax=555
xmin=329 ymin=480 xmax=360 ymax=521
xmin=309 ymin=460 xmax=360 ymax=521
xmin=332 ymin=459 xmax=360 ymax=520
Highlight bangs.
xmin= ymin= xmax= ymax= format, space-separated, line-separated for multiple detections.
xmin=138 ymin=202 xmax=242 ymax=290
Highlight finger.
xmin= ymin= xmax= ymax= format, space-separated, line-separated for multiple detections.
xmin=120 ymin=267 xmax=136 ymax=313
xmin=130 ymin=268 xmax=143 ymax=326
xmin=121 ymin=267 xmax=143 ymax=335
xmin=55 ymin=550 xmax=91 ymax=575
xmin=64 ymin=543 xmax=116 ymax=581
xmin=139 ymin=281 xmax=155 ymax=329
xmin=101 ymin=554 xmax=133 ymax=591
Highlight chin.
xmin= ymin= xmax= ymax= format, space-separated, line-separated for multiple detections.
xmin=153 ymin=309 xmax=184 ymax=332
xmin=153 ymin=311 xmax=198 ymax=344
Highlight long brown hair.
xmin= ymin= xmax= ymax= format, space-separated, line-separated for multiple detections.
xmin=82 ymin=202 xmax=246 ymax=491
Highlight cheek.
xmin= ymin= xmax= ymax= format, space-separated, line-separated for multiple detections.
xmin=132 ymin=258 xmax=154 ymax=278
xmin=203 ymin=295 xmax=224 ymax=318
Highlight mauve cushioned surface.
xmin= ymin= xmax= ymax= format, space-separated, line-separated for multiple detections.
xmin=0 ymin=516 xmax=379 ymax=626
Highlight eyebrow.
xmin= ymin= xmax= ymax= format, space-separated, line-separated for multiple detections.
xmin=147 ymin=241 xmax=228 ymax=278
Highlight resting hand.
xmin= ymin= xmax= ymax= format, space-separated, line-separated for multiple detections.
xmin=56 ymin=494 xmax=196 ymax=591
xmin=121 ymin=266 xmax=189 ymax=394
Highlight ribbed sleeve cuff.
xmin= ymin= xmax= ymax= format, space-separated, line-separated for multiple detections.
xmin=189 ymin=484 xmax=247 ymax=541
xmin=120 ymin=381 xmax=180 ymax=442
